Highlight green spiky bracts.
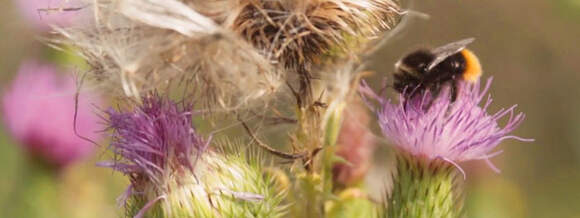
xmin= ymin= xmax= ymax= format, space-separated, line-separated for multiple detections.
xmin=384 ymin=152 xmax=463 ymax=218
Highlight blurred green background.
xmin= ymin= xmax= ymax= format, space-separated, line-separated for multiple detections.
xmin=1 ymin=0 xmax=579 ymax=217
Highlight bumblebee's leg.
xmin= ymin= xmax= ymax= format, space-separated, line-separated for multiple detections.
xmin=394 ymin=73 xmax=420 ymax=96
xmin=430 ymin=82 xmax=442 ymax=99
xmin=450 ymin=80 xmax=459 ymax=102
xmin=420 ymin=82 xmax=440 ymax=110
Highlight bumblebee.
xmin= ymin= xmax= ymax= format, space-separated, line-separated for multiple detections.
xmin=393 ymin=38 xmax=482 ymax=101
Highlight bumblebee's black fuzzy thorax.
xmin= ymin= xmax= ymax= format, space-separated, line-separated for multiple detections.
xmin=394 ymin=50 xmax=467 ymax=101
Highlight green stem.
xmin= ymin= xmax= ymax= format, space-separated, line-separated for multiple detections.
xmin=322 ymin=106 xmax=344 ymax=195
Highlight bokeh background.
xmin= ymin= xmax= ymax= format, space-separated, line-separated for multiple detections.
xmin=1 ymin=0 xmax=579 ymax=217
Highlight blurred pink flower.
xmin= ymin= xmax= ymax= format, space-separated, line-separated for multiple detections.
xmin=14 ymin=0 xmax=86 ymax=31
xmin=333 ymin=98 xmax=376 ymax=187
xmin=2 ymin=61 xmax=102 ymax=168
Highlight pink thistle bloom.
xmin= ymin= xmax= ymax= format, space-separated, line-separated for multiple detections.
xmin=2 ymin=61 xmax=102 ymax=168
xmin=361 ymin=78 xmax=533 ymax=173
xmin=14 ymin=0 xmax=86 ymax=31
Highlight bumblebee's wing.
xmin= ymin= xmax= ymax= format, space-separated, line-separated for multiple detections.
xmin=427 ymin=38 xmax=475 ymax=70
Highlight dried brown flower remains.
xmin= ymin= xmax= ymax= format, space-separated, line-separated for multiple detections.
xmin=229 ymin=0 xmax=400 ymax=72
xmin=55 ymin=0 xmax=400 ymax=110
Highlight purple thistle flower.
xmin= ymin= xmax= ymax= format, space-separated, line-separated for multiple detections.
xmin=102 ymin=94 xmax=208 ymax=187
xmin=361 ymin=78 xmax=533 ymax=173
xmin=2 ymin=60 xmax=102 ymax=169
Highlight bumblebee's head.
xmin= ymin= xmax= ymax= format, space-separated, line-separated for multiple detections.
xmin=395 ymin=50 xmax=434 ymax=74
xmin=459 ymin=49 xmax=482 ymax=83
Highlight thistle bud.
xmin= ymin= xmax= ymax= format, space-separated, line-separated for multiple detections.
xmin=103 ymin=94 xmax=285 ymax=217
xmin=333 ymin=98 xmax=375 ymax=188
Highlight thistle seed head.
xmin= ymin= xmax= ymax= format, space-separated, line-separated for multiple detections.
xmin=54 ymin=0 xmax=284 ymax=110
xmin=229 ymin=0 xmax=401 ymax=71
